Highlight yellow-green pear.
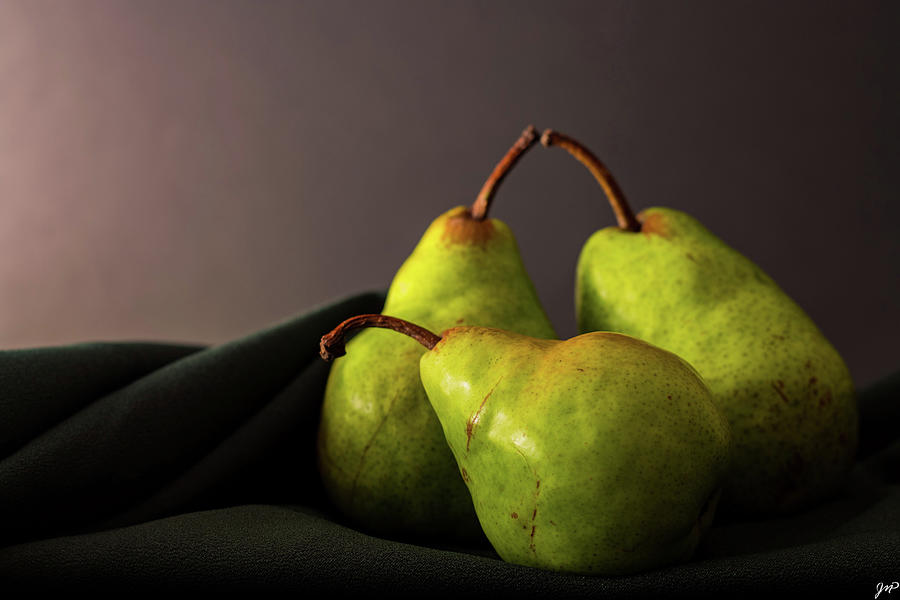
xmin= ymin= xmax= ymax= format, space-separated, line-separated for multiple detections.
xmin=320 ymin=314 xmax=732 ymax=576
xmin=317 ymin=127 xmax=556 ymax=541
xmin=542 ymin=129 xmax=857 ymax=517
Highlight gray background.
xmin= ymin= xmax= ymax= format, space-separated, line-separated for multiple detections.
xmin=0 ymin=0 xmax=897 ymax=387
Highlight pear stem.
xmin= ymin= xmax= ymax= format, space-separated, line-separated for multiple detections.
xmin=470 ymin=125 xmax=539 ymax=221
xmin=320 ymin=314 xmax=441 ymax=361
xmin=540 ymin=129 xmax=641 ymax=232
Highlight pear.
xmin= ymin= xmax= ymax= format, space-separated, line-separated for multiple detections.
xmin=317 ymin=127 xmax=556 ymax=541
xmin=320 ymin=314 xmax=732 ymax=576
xmin=542 ymin=129 xmax=857 ymax=517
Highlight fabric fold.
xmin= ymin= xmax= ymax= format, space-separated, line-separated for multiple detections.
xmin=0 ymin=291 xmax=897 ymax=596
xmin=0 ymin=292 xmax=384 ymax=545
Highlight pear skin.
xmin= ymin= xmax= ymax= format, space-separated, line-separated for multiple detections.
xmin=419 ymin=326 xmax=732 ymax=575
xmin=576 ymin=207 xmax=857 ymax=516
xmin=319 ymin=207 xmax=556 ymax=539
xmin=542 ymin=129 xmax=858 ymax=517
xmin=317 ymin=128 xmax=556 ymax=540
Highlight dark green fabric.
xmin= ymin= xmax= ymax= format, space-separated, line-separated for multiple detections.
xmin=0 ymin=291 xmax=897 ymax=596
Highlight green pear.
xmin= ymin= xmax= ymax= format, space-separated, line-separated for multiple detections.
xmin=542 ymin=129 xmax=857 ymax=517
xmin=317 ymin=127 xmax=557 ymax=541
xmin=320 ymin=314 xmax=732 ymax=576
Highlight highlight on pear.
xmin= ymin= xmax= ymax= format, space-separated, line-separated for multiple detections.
xmin=321 ymin=313 xmax=732 ymax=576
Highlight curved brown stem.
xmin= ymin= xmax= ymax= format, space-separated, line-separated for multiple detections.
xmin=470 ymin=125 xmax=539 ymax=221
xmin=320 ymin=314 xmax=441 ymax=361
xmin=540 ymin=129 xmax=641 ymax=232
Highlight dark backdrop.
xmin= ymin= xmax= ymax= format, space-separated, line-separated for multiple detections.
xmin=0 ymin=0 xmax=897 ymax=387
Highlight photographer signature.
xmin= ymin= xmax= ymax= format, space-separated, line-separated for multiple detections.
xmin=876 ymin=582 xmax=899 ymax=599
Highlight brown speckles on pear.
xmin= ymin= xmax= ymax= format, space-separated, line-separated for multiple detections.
xmin=771 ymin=381 xmax=790 ymax=404
xmin=639 ymin=212 xmax=671 ymax=238
xmin=441 ymin=211 xmax=496 ymax=245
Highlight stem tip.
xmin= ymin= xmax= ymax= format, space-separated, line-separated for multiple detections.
xmin=540 ymin=128 xmax=556 ymax=147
